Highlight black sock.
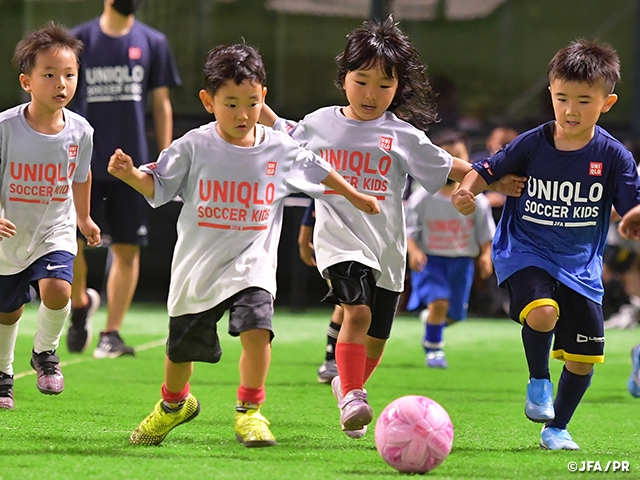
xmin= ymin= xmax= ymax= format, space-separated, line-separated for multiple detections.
xmin=521 ymin=322 xmax=553 ymax=380
xmin=546 ymin=367 xmax=592 ymax=430
xmin=326 ymin=321 xmax=341 ymax=361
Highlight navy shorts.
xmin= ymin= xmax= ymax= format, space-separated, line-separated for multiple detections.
xmin=406 ymin=256 xmax=474 ymax=321
xmin=166 ymin=287 xmax=274 ymax=364
xmin=324 ymin=261 xmax=400 ymax=340
xmin=505 ymin=266 xmax=604 ymax=364
xmin=0 ymin=251 xmax=74 ymax=312
xmin=79 ymin=178 xmax=149 ymax=246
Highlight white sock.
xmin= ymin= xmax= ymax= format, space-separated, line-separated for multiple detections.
xmin=0 ymin=320 xmax=20 ymax=375
xmin=34 ymin=301 xmax=71 ymax=353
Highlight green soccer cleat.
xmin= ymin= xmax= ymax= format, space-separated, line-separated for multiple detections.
xmin=234 ymin=406 xmax=277 ymax=447
xmin=130 ymin=393 xmax=200 ymax=445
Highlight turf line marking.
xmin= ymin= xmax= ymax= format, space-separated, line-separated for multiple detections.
xmin=14 ymin=337 xmax=167 ymax=379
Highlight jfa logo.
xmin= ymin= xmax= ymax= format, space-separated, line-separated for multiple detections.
xmin=379 ymin=136 xmax=393 ymax=151
xmin=128 ymin=47 xmax=142 ymax=60
xmin=589 ymin=162 xmax=602 ymax=176
xmin=68 ymin=145 xmax=78 ymax=158
xmin=266 ymin=162 xmax=277 ymax=176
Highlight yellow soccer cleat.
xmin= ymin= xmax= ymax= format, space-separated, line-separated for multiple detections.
xmin=234 ymin=405 xmax=277 ymax=447
xmin=130 ymin=393 xmax=200 ymax=445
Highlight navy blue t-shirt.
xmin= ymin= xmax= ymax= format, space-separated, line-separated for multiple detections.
xmin=472 ymin=121 xmax=640 ymax=303
xmin=72 ymin=18 xmax=181 ymax=180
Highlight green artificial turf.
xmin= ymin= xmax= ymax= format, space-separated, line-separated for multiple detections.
xmin=1 ymin=303 xmax=638 ymax=479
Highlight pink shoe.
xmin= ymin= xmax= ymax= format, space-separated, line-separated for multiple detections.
xmin=331 ymin=376 xmax=371 ymax=438
xmin=30 ymin=350 xmax=64 ymax=395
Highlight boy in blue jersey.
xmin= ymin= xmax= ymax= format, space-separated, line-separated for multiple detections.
xmin=453 ymin=39 xmax=640 ymax=450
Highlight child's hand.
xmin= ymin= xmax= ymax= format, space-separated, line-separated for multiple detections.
xmin=491 ymin=173 xmax=527 ymax=197
xmin=78 ymin=217 xmax=101 ymax=247
xmin=452 ymin=189 xmax=476 ymax=215
xmin=477 ymin=254 xmax=493 ymax=279
xmin=352 ymin=193 xmax=381 ymax=215
xmin=299 ymin=241 xmax=316 ymax=267
xmin=619 ymin=208 xmax=640 ymax=240
xmin=0 ymin=218 xmax=17 ymax=240
xmin=108 ymin=149 xmax=134 ymax=179
xmin=408 ymin=251 xmax=427 ymax=272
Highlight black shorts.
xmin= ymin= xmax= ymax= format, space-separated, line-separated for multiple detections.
xmin=79 ymin=178 xmax=149 ymax=246
xmin=603 ymin=244 xmax=636 ymax=274
xmin=505 ymin=266 xmax=604 ymax=364
xmin=166 ymin=287 xmax=274 ymax=363
xmin=324 ymin=261 xmax=400 ymax=340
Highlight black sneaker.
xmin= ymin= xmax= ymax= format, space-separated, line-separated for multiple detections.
xmin=30 ymin=350 xmax=64 ymax=395
xmin=67 ymin=288 xmax=100 ymax=353
xmin=93 ymin=331 xmax=135 ymax=359
xmin=0 ymin=372 xmax=14 ymax=410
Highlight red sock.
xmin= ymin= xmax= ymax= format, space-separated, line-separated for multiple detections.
xmin=237 ymin=385 xmax=265 ymax=406
xmin=363 ymin=355 xmax=382 ymax=384
xmin=161 ymin=382 xmax=190 ymax=404
xmin=335 ymin=342 xmax=366 ymax=395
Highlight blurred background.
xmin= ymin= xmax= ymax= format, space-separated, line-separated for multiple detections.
xmin=1 ymin=0 xmax=638 ymax=308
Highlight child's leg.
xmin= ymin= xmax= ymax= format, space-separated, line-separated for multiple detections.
xmin=546 ymin=361 xmax=593 ymax=430
xmin=423 ymin=299 xmax=448 ymax=352
xmin=335 ymin=303 xmax=370 ymax=395
xmin=162 ymin=356 xmax=194 ymax=411
xmin=0 ymin=311 xmax=21 ymax=376
xmin=35 ymin=278 xmax=71 ymax=353
xmin=522 ymin=306 xmax=557 ymax=380
xmin=238 ymin=328 xmax=271 ymax=403
xmin=317 ymin=305 xmax=342 ymax=383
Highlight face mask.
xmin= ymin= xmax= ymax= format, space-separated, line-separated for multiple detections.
xmin=111 ymin=0 xmax=144 ymax=16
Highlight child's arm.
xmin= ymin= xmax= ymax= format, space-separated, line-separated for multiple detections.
xmin=259 ymin=104 xmax=278 ymax=128
xmin=108 ymin=149 xmax=155 ymax=198
xmin=451 ymin=170 xmax=489 ymax=215
xmin=476 ymin=240 xmax=493 ymax=280
xmin=407 ymin=237 xmax=427 ymax=272
xmin=72 ymin=171 xmax=101 ymax=247
xmin=321 ymin=169 xmax=380 ymax=214
xmin=298 ymin=224 xmax=316 ymax=267
xmin=619 ymin=204 xmax=640 ymax=240
xmin=447 ymin=157 xmax=525 ymax=198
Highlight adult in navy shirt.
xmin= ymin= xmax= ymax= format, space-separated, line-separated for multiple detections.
xmin=68 ymin=0 xmax=181 ymax=358
xmin=453 ymin=39 xmax=640 ymax=451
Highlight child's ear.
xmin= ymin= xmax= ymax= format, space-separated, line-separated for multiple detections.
xmin=601 ymin=93 xmax=618 ymax=113
xmin=261 ymin=86 xmax=267 ymax=102
xmin=199 ymin=89 xmax=214 ymax=114
xmin=19 ymin=73 xmax=31 ymax=93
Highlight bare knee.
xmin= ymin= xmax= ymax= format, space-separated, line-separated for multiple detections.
xmin=565 ymin=360 xmax=594 ymax=376
xmin=525 ymin=305 xmax=558 ymax=332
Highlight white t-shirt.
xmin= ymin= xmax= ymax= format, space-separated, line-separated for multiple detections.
xmin=140 ymin=123 xmax=331 ymax=316
xmin=405 ymin=188 xmax=495 ymax=258
xmin=274 ymin=107 xmax=453 ymax=291
xmin=0 ymin=104 xmax=93 ymax=274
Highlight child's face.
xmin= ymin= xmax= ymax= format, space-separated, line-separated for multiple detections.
xmin=342 ymin=64 xmax=398 ymax=122
xmin=199 ymin=79 xmax=266 ymax=147
xmin=548 ymin=78 xmax=617 ymax=143
xmin=19 ymin=47 xmax=78 ymax=113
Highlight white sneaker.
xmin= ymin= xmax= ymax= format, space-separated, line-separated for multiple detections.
xmin=604 ymin=303 xmax=640 ymax=330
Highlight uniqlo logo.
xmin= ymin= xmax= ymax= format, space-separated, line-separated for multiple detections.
xmin=128 ymin=47 xmax=142 ymax=60
xmin=266 ymin=162 xmax=277 ymax=176
xmin=379 ymin=136 xmax=392 ymax=151
xmin=589 ymin=162 xmax=603 ymax=176
xmin=144 ymin=163 xmax=158 ymax=171
xmin=284 ymin=122 xmax=295 ymax=134
xmin=68 ymin=145 xmax=78 ymax=158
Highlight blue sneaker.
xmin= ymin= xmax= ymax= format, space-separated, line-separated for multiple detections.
xmin=525 ymin=378 xmax=555 ymax=423
xmin=628 ymin=344 xmax=640 ymax=398
xmin=540 ymin=427 xmax=580 ymax=450
xmin=426 ymin=350 xmax=448 ymax=369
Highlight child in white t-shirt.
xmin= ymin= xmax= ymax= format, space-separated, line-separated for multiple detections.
xmin=108 ymin=43 xmax=379 ymax=448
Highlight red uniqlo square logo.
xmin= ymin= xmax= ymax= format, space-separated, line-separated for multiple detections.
xmin=129 ymin=47 xmax=141 ymax=60
xmin=68 ymin=145 xmax=78 ymax=158
xmin=145 ymin=163 xmax=158 ymax=171
xmin=266 ymin=162 xmax=277 ymax=176
xmin=589 ymin=162 xmax=603 ymax=176
xmin=379 ymin=136 xmax=392 ymax=151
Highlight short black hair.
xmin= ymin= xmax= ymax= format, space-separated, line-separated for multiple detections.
xmin=202 ymin=43 xmax=266 ymax=96
xmin=547 ymin=38 xmax=620 ymax=93
xmin=13 ymin=21 xmax=83 ymax=74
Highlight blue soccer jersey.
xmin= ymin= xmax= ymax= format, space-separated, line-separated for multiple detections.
xmin=472 ymin=121 xmax=640 ymax=303
xmin=71 ymin=18 xmax=181 ymax=180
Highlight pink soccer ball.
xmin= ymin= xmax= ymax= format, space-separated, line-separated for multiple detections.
xmin=374 ymin=395 xmax=454 ymax=474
